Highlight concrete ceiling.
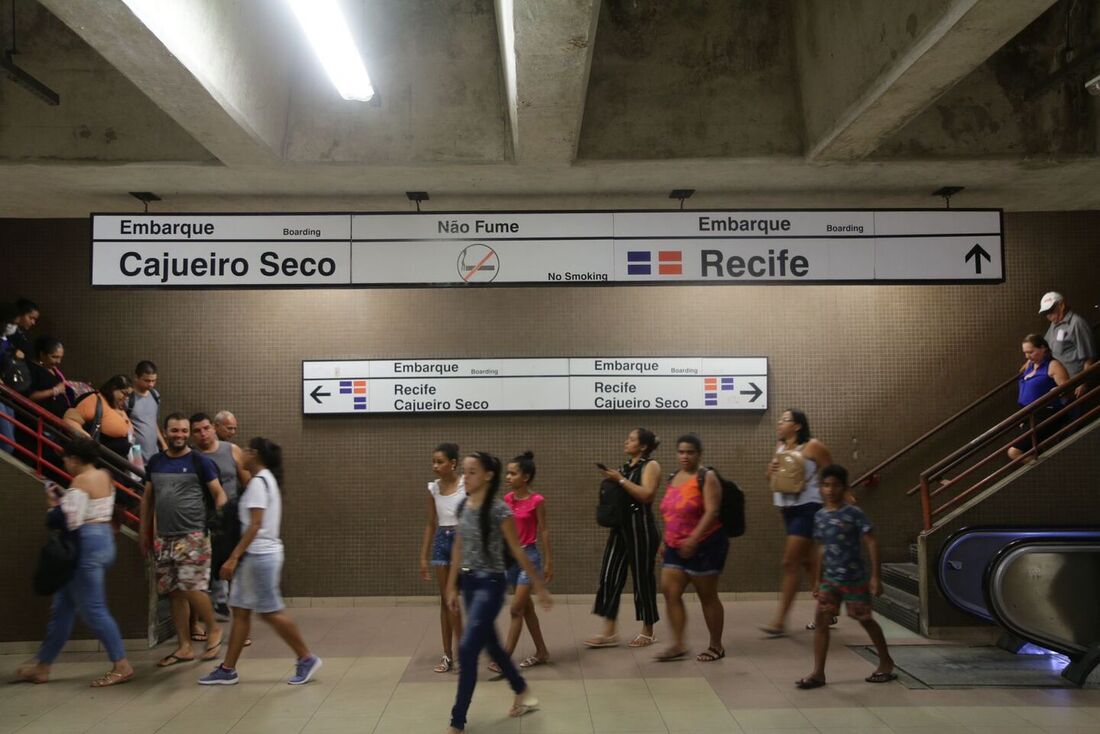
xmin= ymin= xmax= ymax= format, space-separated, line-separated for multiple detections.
xmin=1 ymin=0 xmax=1098 ymax=216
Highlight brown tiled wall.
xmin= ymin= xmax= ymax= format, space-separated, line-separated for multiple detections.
xmin=1 ymin=213 xmax=1098 ymax=598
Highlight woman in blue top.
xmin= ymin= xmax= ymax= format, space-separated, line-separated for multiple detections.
xmin=1007 ymin=333 xmax=1069 ymax=461
xmin=445 ymin=452 xmax=551 ymax=733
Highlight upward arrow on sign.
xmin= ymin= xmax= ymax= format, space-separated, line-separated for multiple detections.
xmin=965 ymin=244 xmax=991 ymax=274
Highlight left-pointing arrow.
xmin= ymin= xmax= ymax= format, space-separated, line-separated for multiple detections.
xmin=310 ymin=385 xmax=331 ymax=404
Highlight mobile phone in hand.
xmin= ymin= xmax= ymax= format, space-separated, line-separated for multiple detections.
xmin=595 ymin=463 xmax=608 ymax=471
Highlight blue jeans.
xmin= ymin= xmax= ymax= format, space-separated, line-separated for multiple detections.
xmin=38 ymin=523 xmax=126 ymax=664
xmin=451 ymin=571 xmax=526 ymax=730
xmin=0 ymin=402 xmax=14 ymax=454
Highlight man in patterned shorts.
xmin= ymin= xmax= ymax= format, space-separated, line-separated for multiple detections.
xmin=796 ymin=464 xmax=895 ymax=689
xmin=140 ymin=413 xmax=227 ymax=667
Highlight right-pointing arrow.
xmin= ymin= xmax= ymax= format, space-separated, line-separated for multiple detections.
xmin=964 ymin=243 xmax=991 ymax=274
xmin=739 ymin=382 xmax=762 ymax=403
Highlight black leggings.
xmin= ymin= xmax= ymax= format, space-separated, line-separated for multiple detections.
xmin=593 ymin=507 xmax=660 ymax=626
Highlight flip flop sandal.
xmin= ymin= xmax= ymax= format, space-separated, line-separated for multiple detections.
xmin=795 ymin=677 xmax=827 ymax=690
xmin=244 ymin=639 xmax=252 ymax=647
xmin=758 ymin=625 xmax=787 ymax=637
xmin=157 ymin=654 xmax=196 ymax=668
xmin=90 ymin=670 xmax=133 ymax=688
xmin=653 ymin=648 xmax=688 ymax=662
xmin=696 ymin=646 xmax=725 ymax=662
xmin=200 ymin=640 xmax=223 ymax=661
xmin=487 ymin=662 xmax=502 ymax=674
xmin=865 ymin=672 xmax=898 ymax=683
xmin=12 ymin=668 xmax=48 ymax=684
xmin=584 ymin=635 xmax=620 ymax=648
xmin=190 ymin=632 xmax=208 ymax=642
xmin=433 ymin=655 xmax=453 ymax=673
xmin=519 ymin=656 xmax=549 ymax=668
xmin=628 ymin=633 xmax=657 ymax=648
xmin=509 ymin=693 xmax=540 ymax=718
xmin=805 ymin=617 xmax=839 ymax=630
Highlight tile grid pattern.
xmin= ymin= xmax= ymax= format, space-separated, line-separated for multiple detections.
xmin=0 ymin=213 xmax=1098 ymax=601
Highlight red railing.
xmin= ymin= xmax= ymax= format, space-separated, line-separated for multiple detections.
xmin=912 ymin=360 xmax=1100 ymax=532
xmin=0 ymin=383 xmax=143 ymax=528
xmin=852 ymin=317 xmax=1100 ymax=491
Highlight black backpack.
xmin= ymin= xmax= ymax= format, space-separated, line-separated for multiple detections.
xmin=126 ymin=387 xmax=160 ymax=412
xmin=695 ymin=466 xmax=746 ymax=538
xmin=597 ymin=459 xmax=647 ymax=528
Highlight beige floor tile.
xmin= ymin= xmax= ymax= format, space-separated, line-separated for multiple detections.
xmin=158 ymin=717 xmax=237 ymax=734
xmin=301 ymin=713 xmax=383 ymax=733
xmin=228 ymin=714 xmax=311 ymax=733
xmin=1038 ymin=727 xmax=1100 ymax=734
xmin=658 ymin=704 xmax=741 ymax=732
xmin=1008 ymin=706 xmax=1100 ymax=727
xmin=799 ymin=706 xmax=888 ymax=727
xmin=869 ymin=705 xmax=959 ymax=728
xmin=889 ymin=728 xmax=973 ymax=734
xmin=589 ymin=707 xmax=667 ymax=733
xmin=730 ymin=707 xmax=812 ymax=729
xmin=520 ymin=708 xmax=595 ymax=733
xmin=932 ymin=706 xmax=1034 ymax=726
xmin=814 ymin=727 xmax=895 ymax=734
xmin=962 ymin=727 xmax=1044 ymax=734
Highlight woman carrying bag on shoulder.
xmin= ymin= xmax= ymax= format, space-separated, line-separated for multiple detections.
xmin=761 ymin=409 xmax=832 ymax=637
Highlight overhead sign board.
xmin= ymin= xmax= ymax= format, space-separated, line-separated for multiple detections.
xmin=92 ymin=209 xmax=1003 ymax=287
xmin=301 ymin=357 xmax=768 ymax=414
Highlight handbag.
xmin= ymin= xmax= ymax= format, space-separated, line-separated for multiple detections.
xmin=1 ymin=356 xmax=32 ymax=394
xmin=33 ymin=509 xmax=79 ymax=596
xmin=769 ymin=449 xmax=807 ymax=495
xmin=596 ymin=459 xmax=647 ymax=528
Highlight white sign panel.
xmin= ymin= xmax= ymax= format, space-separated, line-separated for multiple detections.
xmin=92 ymin=210 xmax=1003 ymax=286
xmin=302 ymin=357 xmax=768 ymax=414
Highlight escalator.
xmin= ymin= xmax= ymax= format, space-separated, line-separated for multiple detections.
xmin=938 ymin=527 xmax=1100 ymax=685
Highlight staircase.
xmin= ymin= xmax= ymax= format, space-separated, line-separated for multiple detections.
xmin=853 ymin=336 xmax=1100 ymax=637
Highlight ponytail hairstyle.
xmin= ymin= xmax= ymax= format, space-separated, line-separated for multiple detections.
xmin=511 ymin=450 xmax=536 ymax=483
xmin=248 ymin=437 xmax=284 ymax=485
xmin=469 ymin=451 xmax=502 ymax=555
xmin=785 ymin=409 xmax=812 ymax=445
xmin=634 ymin=427 xmax=661 ymax=458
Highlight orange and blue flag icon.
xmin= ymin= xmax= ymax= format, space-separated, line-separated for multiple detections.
xmin=339 ymin=379 xmax=368 ymax=410
xmin=703 ymin=376 xmax=735 ymax=407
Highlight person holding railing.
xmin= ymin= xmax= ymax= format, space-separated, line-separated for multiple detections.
xmin=1007 ymin=333 xmax=1070 ymax=461
xmin=25 ymin=336 xmax=70 ymax=418
xmin=14 ymin=438 xmax=135 ymax=687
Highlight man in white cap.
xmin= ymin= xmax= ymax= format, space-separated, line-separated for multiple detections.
xmin=1040 ymin=291 xmax=1096 ymax=398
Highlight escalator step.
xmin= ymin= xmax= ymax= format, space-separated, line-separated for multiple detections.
xmin=873 ymin=585 xmax=921 ymax=633
xmin=881 ymin=563 xmax=920 ymax=596
xmin=909 ymin=543 xmax=918 ymax=564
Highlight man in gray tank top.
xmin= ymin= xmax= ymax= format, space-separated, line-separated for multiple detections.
xmin=191 ymin=413 xmax=251 ymax=619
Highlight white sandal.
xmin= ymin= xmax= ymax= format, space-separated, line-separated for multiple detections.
xmin=434 ymin=654 xmax=453 ymax=673
xmin=628 ymin=633 xmax=657 ymax=648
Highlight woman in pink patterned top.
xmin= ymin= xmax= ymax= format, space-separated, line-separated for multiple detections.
xmin=492 ymin=451 xmax=552 ymax=670
xmin=655 ymin=434 xmax=727 ymax=662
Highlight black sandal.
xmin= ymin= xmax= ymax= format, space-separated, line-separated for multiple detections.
xmin=696 ymin=646 xmax=725 ymax=662
xmin=865 ymin=671 xmax=897 ymax=683
xmin=795 ymin=676 xmax=826 ymax=689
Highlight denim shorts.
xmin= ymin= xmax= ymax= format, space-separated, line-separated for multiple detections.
xmin=781 ymin=502 xmax=822 ymax=539
xmin=662 ymin=531 xmax=729 ymax=576
xmin=229 ymin=550 xmax=284 ymax=613
xmin=506 ymin=544 xmax=542 ymax=586
xmin=431 ymin=526 xmax=457 ymax=566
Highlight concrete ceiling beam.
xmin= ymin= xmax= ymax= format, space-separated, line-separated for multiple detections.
xmin=797 ymin=0 xmax=1057 ymax=162
xmin=497 ymin=0 xmax=601 ymax=163
xmin=38 ymin=0 xmax=293 ymax=167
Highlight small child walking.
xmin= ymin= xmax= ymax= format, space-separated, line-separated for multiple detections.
xmin=797 ymin=464 xmax=895 ymax=689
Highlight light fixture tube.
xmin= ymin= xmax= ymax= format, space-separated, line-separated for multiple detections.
xmin=287 ymin=0 xmax=374 ymax=102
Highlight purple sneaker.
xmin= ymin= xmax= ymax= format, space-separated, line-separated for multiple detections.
xmin=288 ymin=656 xmax=322 ymax=685
xmin=198 ymin=664 xmax=239 ymax=685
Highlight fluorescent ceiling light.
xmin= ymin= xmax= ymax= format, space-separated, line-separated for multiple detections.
xmin=287 ymin=0 xmax=374 ymax=101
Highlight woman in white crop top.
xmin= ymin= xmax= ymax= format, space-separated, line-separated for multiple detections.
xmin=419 ymin=442 xmax=466 ymax=673
xmin=16 ymin=438 xmax=134 ymax=688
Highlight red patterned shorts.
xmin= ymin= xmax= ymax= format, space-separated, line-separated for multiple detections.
xmin=155 ymin=532 xmax=211 ymax=594
xmin=816 ymin=578 xmax=873 ymax=621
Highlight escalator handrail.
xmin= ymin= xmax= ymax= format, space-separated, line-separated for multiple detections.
xmin=982 ymin=534 xmax=1100 ymax=657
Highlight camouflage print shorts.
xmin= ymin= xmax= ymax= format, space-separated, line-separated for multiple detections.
xmin=816 ymin=577 xmax=873 ymax=622
xmin=155 ymin=532 xmax=211 ymax=594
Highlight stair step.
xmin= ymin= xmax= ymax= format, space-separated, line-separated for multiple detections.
xmin=908 ymin=543 xmax=918 ymax=564
xmin=881 ymin=562 xmax=919 ymax=596
xmin=873 ymin=583 xmax=921 ymax=633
